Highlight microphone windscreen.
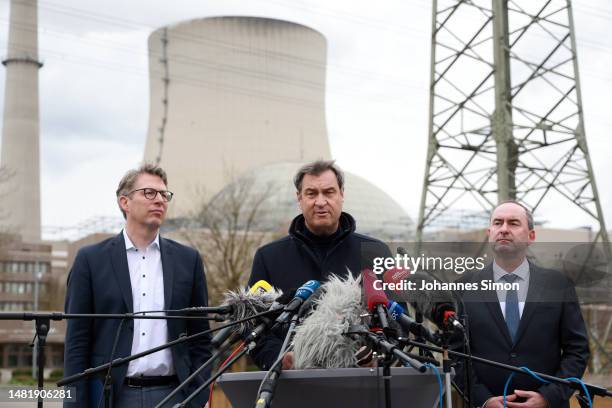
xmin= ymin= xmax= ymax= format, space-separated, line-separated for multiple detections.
xmin=362 ymin=269 xmax=388 ymax=311
xmin=293 ymin=273 xmax=365 ymax=369
xmin=222 ymin=286 xmax=282 ymax=335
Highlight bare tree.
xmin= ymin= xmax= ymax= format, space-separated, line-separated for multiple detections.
xmin=181 ymin=176 xmax=283 ymax=305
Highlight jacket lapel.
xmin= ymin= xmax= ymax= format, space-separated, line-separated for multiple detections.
xmin=513 ymin=262 xmax=542 ymax=345
xmin=480 ymin=265 xmax=514 ymax=348
xmin=110 ymin=233 xmax=133 ymax=313
xmin=160 ymin=237 xmax=174 ymax=310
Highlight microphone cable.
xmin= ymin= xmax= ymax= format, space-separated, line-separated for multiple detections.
xmin=209 ymin=341 xmax=247 ymax=408
xmin=97 ymin=316 xmax=126 ymax=408
xmin=502 ymin=366 xmax=592 ymax=408
xmin=424 ymin=362 xmax=443 ymax=408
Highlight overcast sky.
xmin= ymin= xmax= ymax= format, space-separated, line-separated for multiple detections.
xmin=0 ymin=0 xmax=610 ymax=239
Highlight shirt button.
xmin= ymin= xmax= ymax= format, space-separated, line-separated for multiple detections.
xmin=142 ymin=293 xmax=146 ymax=296
xmin=142 ymin=332 xmax=145 ymax=336
xmin=142 ymin=256 xmax=145 ymax=259
xmin=142 ymin=274 xmax=146 ymax=278
xmin=510 ymin=352 xmax=517 ymax=358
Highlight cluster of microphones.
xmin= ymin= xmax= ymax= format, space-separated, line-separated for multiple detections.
xmin=199 ymin=263 xmax=465 ymax=369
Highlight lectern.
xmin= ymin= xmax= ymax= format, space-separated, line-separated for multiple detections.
xmin=217 ymin=366 xmax=444 ymax=408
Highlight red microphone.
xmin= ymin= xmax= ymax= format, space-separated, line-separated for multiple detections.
xmin=362 ymin=269 xmax=391 ymax=332
xmin=381 ymin=267 xmax=412 ymax=302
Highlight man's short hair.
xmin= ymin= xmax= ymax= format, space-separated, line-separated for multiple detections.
xmin=493 ymin=199 xmax=534 ymax=230
xmin=293 ymin=160 xmax=344 ymax=192
xmin=116 ymin=163 xmax=168 ymax=218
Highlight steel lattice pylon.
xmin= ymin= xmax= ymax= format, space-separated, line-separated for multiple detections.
xmin=417 ymin=0 xmax=611 ymax=374
xmin=417 ymin=0 xmax=609 ymax=247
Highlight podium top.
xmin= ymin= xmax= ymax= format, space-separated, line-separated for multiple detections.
xmin=217 ymin=366 xmax=446 ymax=408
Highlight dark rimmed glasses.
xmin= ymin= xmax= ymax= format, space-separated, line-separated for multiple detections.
xmin=126 ymin=188 xmax=174 ymax=202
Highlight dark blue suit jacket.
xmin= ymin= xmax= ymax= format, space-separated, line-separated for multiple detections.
xmin=455 ymin=263 xmax=589 ymax=408
xmin=63 ymin=233 xmax=212 ymax=407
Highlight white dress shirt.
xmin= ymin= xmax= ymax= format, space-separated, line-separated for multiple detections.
xmin=492 ymin=258 xmax=530 ymax=319
xmin=123 ymin=229 xmax=175 ymax=376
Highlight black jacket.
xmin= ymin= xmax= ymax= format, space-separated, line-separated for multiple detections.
xmin=247 ymin=212 xmax=391 ymax=368
xmin=454 ymin=263 xmax=589 ymax=408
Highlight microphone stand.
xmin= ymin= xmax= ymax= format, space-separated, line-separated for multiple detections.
xmin=439 ymin=326 xmax=454 ymax=408
xmin=33 ymin=316 xmax=49 ymax=408
xmin=345 ymin=325 xmax=434 ymax=408
xmin=0 ymin=312 xmax=220 ymax=408
xmin=56 ymin=310 xmax=270 ymax=408
xmin=171 ymin=314 xmax=280 ymax=408
xmin=154 ymin=335 xmax=242 ymax=408
xmin=254 ymin=314 xmax=299 ymax=408
xmin=404 ymin=339 xmax=612 ymax=404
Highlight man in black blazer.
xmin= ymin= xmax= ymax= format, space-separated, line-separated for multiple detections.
xmin=64 ymin=164 xmax=212 ymax=408
xmin=456 ymin=201 xmax=589 ymax=408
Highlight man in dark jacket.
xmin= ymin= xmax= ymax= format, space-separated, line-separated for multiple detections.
xmin=247 ymin=160 xmax=391 ymax=369
xmin=455 ymin=201 xmax=589 ymax=408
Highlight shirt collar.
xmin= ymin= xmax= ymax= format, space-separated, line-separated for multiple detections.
xmin=493 ymin=257 xmax=529 ymax=281
xmin=122 ymin=228 xmax=160 ymax=251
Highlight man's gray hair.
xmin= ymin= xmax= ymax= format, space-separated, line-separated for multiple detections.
xmin=293 ymin=160 xmax=344 ymax=192
xmin=116 ymin=163 xmax=168 ymax=219
xmin=494 ymin=200 xmax=534 ymax=230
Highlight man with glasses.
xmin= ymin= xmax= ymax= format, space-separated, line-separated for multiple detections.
xmin=64 ymin=164 xmax=212 ymax=408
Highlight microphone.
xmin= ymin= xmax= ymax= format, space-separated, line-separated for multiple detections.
xmin=293 ymin=273 xmax=365 ymax=369
xmin=176 ymin=305 xmax=234 ymax=314
xmin=381 ymin=267 xmax=412 ymax=303
xmin=297 ymin=286 xmax=324 ymax=319
xmin=362 ymin=269 xmax=391 ymax=332
xmin=241 ymin=290 xmax=297 ymax=344
xmin=211 ymin=280 xmax=274 ymax=348
xmin=211 ymin=284 xmax=290 ymax=348
xmin=430 ymin=302 xmax=464 ymax=332
xmin=381 ymin=255 xmax=463 ymax=332
xmin=386 ymin=301 xmax=438 ymax=344
xmin=270 ymin=280 xmax=320 ymax=332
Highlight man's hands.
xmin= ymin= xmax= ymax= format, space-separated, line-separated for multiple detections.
xmin=483 ymin=394 xmax=517 ymax=407
xmin=506 ymin=390 xmax=549 ymax=407
xmin=484 ymin=390 xmax=548 ymax=408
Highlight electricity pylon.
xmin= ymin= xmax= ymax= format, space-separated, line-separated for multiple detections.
xmin=417 ymin=0 xmax=611 ymax=373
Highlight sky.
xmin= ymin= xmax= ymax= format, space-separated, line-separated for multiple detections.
xmin=0 ymin=0 xmax=610 ymax=239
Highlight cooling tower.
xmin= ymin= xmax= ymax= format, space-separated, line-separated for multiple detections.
xmin=0 ymin=0 xmax=42 ymax=242
xmin=144 ymin=16 xmax=331 ymax=217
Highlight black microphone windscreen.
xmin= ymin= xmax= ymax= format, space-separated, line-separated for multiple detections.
xmin=221 ymin=286 xmax=283 ymax=336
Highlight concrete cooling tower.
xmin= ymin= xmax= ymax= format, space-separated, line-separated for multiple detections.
xmin=144 ymin=16 xmax=331 ymax=216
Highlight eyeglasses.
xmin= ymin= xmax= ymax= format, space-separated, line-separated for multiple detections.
xmin=125 ymin=188 xmax=174 ymax=202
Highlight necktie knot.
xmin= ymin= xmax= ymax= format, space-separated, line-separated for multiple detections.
xmin=501 ymin=273 xmax=519 ymax=284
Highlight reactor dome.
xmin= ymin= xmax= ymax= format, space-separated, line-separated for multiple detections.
xmin=206 ymin=162 xmax=413 ymax=240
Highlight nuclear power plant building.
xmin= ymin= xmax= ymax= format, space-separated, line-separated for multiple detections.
xmin=144 ymin=16 xmax=331 ymax=216
xmin=144 ymin=16 xmax=412 ymax=238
